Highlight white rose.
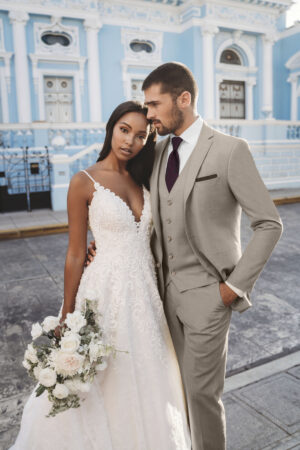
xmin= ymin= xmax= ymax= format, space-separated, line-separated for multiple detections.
xmin=38 ymin=368 xmax=57 ymax=387
xmin=22 ymin=359 xmax=31 ymax=370
xmin=52 ymin=383 xmax=69 ymax=399
xmin=42 ymin=316 xmax=59 ymax=333
xmin=60 ymin=333 xmax=80 ymax=354
xmin=31 ymin=323 xmax=43 ymax=340
xmin=89 ymin=341 xmax=101 ymax=362
xmin=33 ymin=365 xmax=42 ymax=380
xmin=96 ymin=360 xmax=108 ymax=371
xmin=24 ymin=344 xmax=38 ymax=364
xmin=65 ymin=378 xmax=90 ymax=393
xmin=65 ymin=311 xmax=86 ymax=333
xmin=51 ymin=350 xmax=84 ymax=377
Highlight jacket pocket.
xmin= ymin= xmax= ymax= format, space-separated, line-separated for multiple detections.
xmin=195 ymin=174 xmax=218 ymax=182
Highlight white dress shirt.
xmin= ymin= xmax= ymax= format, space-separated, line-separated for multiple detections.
xmin=166 ymin=115 xmax=245 ymax=299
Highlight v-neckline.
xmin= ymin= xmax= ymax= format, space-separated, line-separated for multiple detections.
xmin=90 ymin=182 xmax=146 ymax=225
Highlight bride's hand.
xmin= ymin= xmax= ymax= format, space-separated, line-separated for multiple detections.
xmin=54 ymin=320 xmax=66 ymax=339
xmin=86 ymin=240 xmax=97 ymax=266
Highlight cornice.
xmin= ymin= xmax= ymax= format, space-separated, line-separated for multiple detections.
xmin=0 ymin=0 xmax=294 ymax=35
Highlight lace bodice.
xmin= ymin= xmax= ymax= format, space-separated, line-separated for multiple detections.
xmin=83 ymin=171 xmax=153 ymax=265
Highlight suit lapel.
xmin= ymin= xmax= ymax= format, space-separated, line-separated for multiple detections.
xmin=150 ymin=137 xmax=170 ymax=243
xmin=183 ymin=121 xmax=214 ymax=203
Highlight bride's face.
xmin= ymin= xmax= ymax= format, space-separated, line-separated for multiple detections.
xmin=111 ymin=112 xmax=150 ymax=162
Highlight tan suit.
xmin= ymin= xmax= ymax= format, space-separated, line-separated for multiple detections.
xmin=150 ymin=122 xmax=282 ymax=449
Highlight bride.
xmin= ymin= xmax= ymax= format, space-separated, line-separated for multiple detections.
xmin=11 ymin=101 xmax=191 ymax=450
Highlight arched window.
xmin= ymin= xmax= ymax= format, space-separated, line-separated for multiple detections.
xmin=220 ymin=49 xmax=241 ymax=65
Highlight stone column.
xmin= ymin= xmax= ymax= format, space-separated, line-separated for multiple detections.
xmin=288 ymin=75 xmax=298 ymax=121
xmin=84 ymin=18 xmax=102 ymax=122
xmin=201 ymin=24 xmax=219 ymax=119
xmin=9 ymin=11 xmax=31 ymax=123
xmin=261 ymin=34 xmax=275 ymax=119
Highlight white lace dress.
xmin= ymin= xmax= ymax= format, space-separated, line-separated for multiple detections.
xmin=11 ymin=170 xmax=191 ymax=450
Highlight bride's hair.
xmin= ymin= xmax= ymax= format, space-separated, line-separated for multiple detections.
xmin=97 ymin=101 xmax=156 ymax=190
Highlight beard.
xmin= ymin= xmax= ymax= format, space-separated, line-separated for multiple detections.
xmin=156 ymin=104 xmax=184 ymax=136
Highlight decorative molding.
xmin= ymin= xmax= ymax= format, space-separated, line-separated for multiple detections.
xmin=29 ymin=54 xmax=86 ymax=94
xmin=84 ymin=18 xmax=103 ymax=32
xmin=216 ymin=37 xmax=256 ymax=67
xmin=121 ymin=28 xmax=163 ymax=65
xmin=286 ymin=51 xmax=300 ymax=70
xmin=205 ymin=3 xmax=278 ymax=33
xmin=9 ymin=10 xmax=29 ymax=25
xmin=34 ymin=16 xmax=80 ymax=56
xmin=201 ymin=23 xmax=219 ymax=36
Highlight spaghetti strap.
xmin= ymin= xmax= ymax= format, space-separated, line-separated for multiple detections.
xmin=81 ymin=169 xmax=97 ymax=185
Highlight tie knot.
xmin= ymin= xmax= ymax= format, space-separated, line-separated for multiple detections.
xmin=171 ymin=136 xmax=183 ymax=153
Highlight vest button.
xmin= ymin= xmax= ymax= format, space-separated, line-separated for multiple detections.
xmin=168 ymin=254 xmax=174 ymax=260
xmin=167 ymin=199 xmax=173 ymax=205
xmin=166 ymin=218 xmax=172 ymax=224
xmin=167 ymin=236 xmax=172 ymax=242
xmin=156 ymin=262 xmax=161 ymax=268
xmin=171 ymin=270 xmax=176 ymax=276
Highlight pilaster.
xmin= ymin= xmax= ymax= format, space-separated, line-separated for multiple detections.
xmin=9 ymin=10 xmax=32 ymax=123
xmin=84 ymin=18 xmax=102 ymax=123
xmin=201 ymin=24 xmax=219 ymax=120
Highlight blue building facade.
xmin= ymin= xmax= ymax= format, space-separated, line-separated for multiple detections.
xmin=0 ymin=0 xmax=299 ymax=211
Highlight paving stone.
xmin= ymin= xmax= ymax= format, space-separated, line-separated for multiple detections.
xmin=224 ymin=394 xmax=287 ymax=450
xmin=0 ymin=393 xmax=29 ymax=433
xmin=263 ymin=431 xmax=300 ymax=449
xmin=287 ymin=365 xmax=300 ymax=380
xmin=0 ymin=425 xmax=19 ymax=450
xmin=233 ymin=373 xmax=300 ymax=434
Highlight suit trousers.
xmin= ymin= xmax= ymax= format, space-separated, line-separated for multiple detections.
xmin=164 ymin=281 xmax=232 ymax=450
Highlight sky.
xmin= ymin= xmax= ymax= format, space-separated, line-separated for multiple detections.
xmin=286 ymin=0 xmax=300 ymax=27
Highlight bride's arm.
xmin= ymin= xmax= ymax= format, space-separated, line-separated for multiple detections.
xmin=60 ymin=173 xmax=89 ymax=322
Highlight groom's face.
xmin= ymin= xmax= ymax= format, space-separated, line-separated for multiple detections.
xmin=144 ymin=83 xmax=184 ymax=136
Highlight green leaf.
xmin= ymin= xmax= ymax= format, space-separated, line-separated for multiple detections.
xmin=35 ymin=384 xmax=46 ymax=397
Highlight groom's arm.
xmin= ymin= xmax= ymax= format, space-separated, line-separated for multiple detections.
xmin=225 ymin=139 xmax=283 ymax=294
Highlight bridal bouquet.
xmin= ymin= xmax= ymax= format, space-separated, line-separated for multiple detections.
xmin=22 ymin=300 xmax=115 ymax=417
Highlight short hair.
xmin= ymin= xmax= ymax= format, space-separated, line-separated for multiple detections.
xmin=142 ymin=62 xmax=198 ymax=106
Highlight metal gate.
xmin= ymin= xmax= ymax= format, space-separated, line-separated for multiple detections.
xmin=0 ymin=146 xmax=51 ymax=213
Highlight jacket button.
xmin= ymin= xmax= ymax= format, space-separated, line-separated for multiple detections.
xmin=167 ymin=199 xmax=173 ymax=205
xmin=171 ymin=270 xmax=176 ymax=276
xmin=166 ymin=218 xmax=171 ymax=224
xmin=167 ymin=236 xmax=172 ymax=242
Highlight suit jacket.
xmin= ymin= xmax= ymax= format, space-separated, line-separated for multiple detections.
xmin=150 ymin=121 xmax=283 ymax=313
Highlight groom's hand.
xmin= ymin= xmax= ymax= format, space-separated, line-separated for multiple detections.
xmin=219 ymin=282 xmax=238 ymax=307
xmin=85 ymin=240 xmax=97 ymax=266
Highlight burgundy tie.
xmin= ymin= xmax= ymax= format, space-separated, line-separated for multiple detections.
xmin=165 ymin=136 xmax=183 ymax=192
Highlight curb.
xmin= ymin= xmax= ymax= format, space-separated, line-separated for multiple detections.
xmin=0 ymin=196 xmax=299 ymax=241
xmin=0 ymin=223 xmax=68 ymax=240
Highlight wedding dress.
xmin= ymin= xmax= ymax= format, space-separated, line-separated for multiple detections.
xmin=11 ymin=170 xmax=191 ymax=450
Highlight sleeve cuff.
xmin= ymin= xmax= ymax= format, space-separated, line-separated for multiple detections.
xmin=225 ymin=281 xmax=245 ymax=298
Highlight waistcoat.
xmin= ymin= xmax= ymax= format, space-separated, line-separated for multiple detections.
xmin=158 ymin=144 xmax=216 ymax=292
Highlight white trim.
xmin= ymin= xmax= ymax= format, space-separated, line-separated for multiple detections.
xmin=36 ymin=68 xmax=83 ymax=123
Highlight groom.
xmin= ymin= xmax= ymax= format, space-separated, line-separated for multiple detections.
xmin=141 ymin=62 xmax=282 ymax=450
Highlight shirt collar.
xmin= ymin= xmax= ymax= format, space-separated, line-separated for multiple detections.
xmin=170 ymin=115 xmax=203 ymax=147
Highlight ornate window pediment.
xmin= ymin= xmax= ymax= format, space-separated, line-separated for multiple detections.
xmin=34 ymin=16 xmax=79 ymax=56
xmin=286 ymin=51 xmax=300 ymax=70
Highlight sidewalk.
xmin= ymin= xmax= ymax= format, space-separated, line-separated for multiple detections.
xmin=224 ymin=352 xmax=300 ymax=450
xmin=1 ymin=354 xmax=299 ymax=449
xmin=1 ymin=188 xmax=300 ymax=240
xmin=0 ymin=197 xmax=299 ymax=448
